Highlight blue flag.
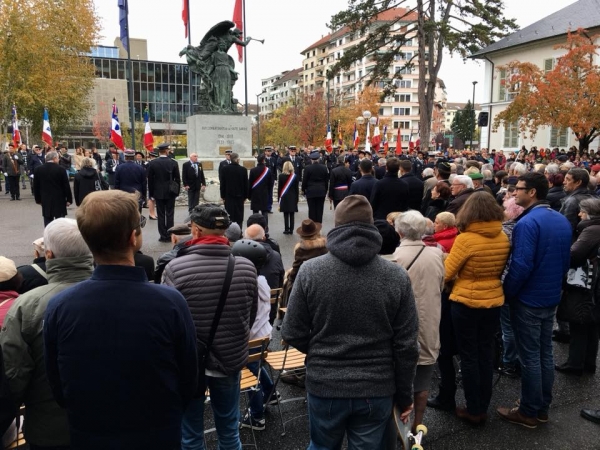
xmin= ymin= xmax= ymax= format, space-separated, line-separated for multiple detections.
xmin=118 ymin=0 xmax=129 ymax=52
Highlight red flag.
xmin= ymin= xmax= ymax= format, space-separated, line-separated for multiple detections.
xmin=325 ymin=124 xmax=333 ymax=152
xmin=110 ymin=102 xmax=125 ymax=150
xmin=233 ymin=0 xmax=243 ymax=63
xmin=371 ymin=119 xmax=381 ymax=150
xmin=182 ymin=0 xmax=189 ymax=38
xmin=396 ymin=124 xmax=402 ymax=155
xmin=353 ymin=123 xmax=360 ymax=149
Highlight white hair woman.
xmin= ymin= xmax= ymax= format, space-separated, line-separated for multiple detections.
xmin=393 ymin=210 xmax=444 ymax=434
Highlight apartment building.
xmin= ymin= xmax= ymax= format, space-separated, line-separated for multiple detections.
xmin=258 ymin=68 xmax=303 ymax=116
xmin=444 ymin=102 xmax=482 ymax=131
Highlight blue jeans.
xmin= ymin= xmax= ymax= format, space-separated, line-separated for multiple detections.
xmin=510 ymin=301 xmax=556 ymax=418
xmin=246 ymin=360 xmax=274 ymax=419
xmin=500 ymin=303 xmax=519 ymax=368
xmin=307 ymin=394 xmax=392 ymax=450
xmin=181 ymin=372 xmax=242 ymax=450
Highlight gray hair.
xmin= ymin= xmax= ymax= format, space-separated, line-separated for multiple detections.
xmin=378 ymin=158 xmax=387 ymax=166
xmin=81 ymin=157 xmax=96 ymax=169
xmin=453 ymin=175 xmax=474 ymax=189
xmin=395 ymin=210 xmax=427 ymax=241
xmin=481 ymin=163 xmax=493 ymax=173
xmin=560 ymin=161 xmax=574 ymax=171
xmin=512 ymin=162 xmax=527 ymax=176
xmin=545 ymin=163 xmax=559 ymax=175
xmin=243 ymin=224 xmax=265 ymax=241
xmin=46 ymin=151 xmax=58 ymax=162
xmin=580 ymin=198 xmax=600 ymax=218
xmin=422 ymin=167 xmax=434 ymax=178
xmin=482 ymin=169 xmax=493 ymax=181
xmin=230 ymin=152 xmax=240 ymax=163
xmin=44 ymin=218 xmax=91 ymax=258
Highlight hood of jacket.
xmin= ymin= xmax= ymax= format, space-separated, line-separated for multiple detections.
xmin=577 ymin=217 xmax=600 ymax=233
xmin=78 ymin=166 xmax=98 ymax=179
xmin=46 ymin=255 xmax=94 ymax=284
xmin=463 ymin=220 xmax=503 ymax=239
xmin=327 ymin=223 xmax=382 ymax=266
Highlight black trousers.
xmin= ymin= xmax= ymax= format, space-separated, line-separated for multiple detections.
xmin=29 ymin=445 xmax=70 ymax=450
xmin=224 ymin=197 xmax=244 ymax=228
xmin=567 ymin=322 xmax=599 ymax=369
xmin=283 ymin=212 xmax=295 ymax=232
xmin=43 ymin=214 xmax=66 ymax=228
xmin=156 ymin=197 xmax=175 ymax=240
xmin=187 ymin=189 xmax=200 ymax=212
xmin=307 ymin=196 xmax=325 ymax=223
xmin=7 ymin=176 xmax=19 ymax=199
xmin=436 ymin=291 xmax=458 ymax=403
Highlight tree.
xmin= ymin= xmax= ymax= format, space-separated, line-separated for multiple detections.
xmin=328 ymin=1 xmax=517 ymax=152
xmin=261 ymin=105 xmax=302 ymax=148
xmin=91 ymin=101 xmax=112 ymax=147
xmin=121 ymin=121 xmax=146 ymax=151
xmin=0 ymin=0 xmax=99 ymax=146
xmin=450 ymin=100 xmax=475 ymax=148
xmin=296 ymin=91 xmax=328 ymax=146
xmin=493 ymin=29 xmax=600 ymax=154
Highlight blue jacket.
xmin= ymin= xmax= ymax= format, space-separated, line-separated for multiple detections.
xmin=44 ymin=265 xmax=197 ymax=450
xmin=503 ymin=204 xmax=571 ymax=308
xmin=115 ymin=161 xmax=147 ymax=198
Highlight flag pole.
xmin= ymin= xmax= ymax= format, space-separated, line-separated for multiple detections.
xmin=124 ymin=1 xmax=136 ymax=150
xmin=187 ymin=0 xmax=193 ymax=118
xmin=243 ymin=0 xmax=248 ymax=116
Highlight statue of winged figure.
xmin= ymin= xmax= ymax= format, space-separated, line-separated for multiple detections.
xmin=180 ymin=20 xmax=252 ymax=114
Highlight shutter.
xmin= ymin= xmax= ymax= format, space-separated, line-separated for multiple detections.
xmin=550 ymin=127 xmax=558 ymax=147
xmin=544 ymin=58 xmax=555 ymax=73
xmin=559 ymin=129 xmax=568 ymax=147
xmin=499 ymin=69 xmax=507 ymax=101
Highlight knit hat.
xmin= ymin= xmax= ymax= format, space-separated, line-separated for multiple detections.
xmin=0 ymin=256 xmax=17 ymax=282
xmin=334 ymin=195 xmax=374 ymax=227
xmin=225 ymin=222 xmax=242 ymax=242
xmin=374 ymin=220 xmax=400 ymax=255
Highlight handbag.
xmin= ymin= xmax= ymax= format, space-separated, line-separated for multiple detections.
xmin=95 ymin=172 xmax=109 ymax=191
xmin=168 ymin=165 xmax=180 ymax=197
xmin=195 ymin=254 xmax=235 ymax=396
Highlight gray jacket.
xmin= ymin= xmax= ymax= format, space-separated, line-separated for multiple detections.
xmin=282 ymin=223 xmax=419 ymax=409
xmin=560 ymin=187 xmax=593 ymax=235
xmin=0 ymin=256 xmax=93 ymax=447
xmin=163 ymin=241 xmax=258 ymax=375
xmin=2 ymin=152 xmax=23 ymax=176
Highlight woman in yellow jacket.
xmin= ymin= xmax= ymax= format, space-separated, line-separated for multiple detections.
xmin=444 ymin=191 xmax=510 ymax=425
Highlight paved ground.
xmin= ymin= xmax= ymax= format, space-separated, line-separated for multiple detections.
xmin=2 ymin=185 xmax=599 ymax=449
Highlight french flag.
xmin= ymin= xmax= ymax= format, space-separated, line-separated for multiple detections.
xmin=353 ymin=123 xmax=360 ymax=149
xmin=42 ymin=108 xmax=53 ymax=146
xmin=143 ymin=107 xmax=153 ymax=151
xmin=12 ymin=106 xmax=21 ymax=146
xmin=110 ymin=102 xmax=125 ymax=150
xmin=371 ymin=118 xmax=381 ymax=151
xmin=325 ymin=124 xmax=333 ymax=152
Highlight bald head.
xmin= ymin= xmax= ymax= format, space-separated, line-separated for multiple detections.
xmin=244 ymin=224 xmax=265 ymax=241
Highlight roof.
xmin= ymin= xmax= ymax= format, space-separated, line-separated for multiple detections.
xmin=300 ymin=7 xmax=417 ymax=55
xmin=273 ymin=68 xmax=303 ymax=87
xmin=446 ymin=102 xmax=481 ymax=111
xmin=471 ymin=0 xmax=600 ymax=57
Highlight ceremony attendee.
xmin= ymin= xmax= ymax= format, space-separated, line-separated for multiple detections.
xmin=278 ymin=161 xmax=299 ymax=235
xmin=16 ymin=238 xmax=48 ymax=294
xmin=44 ymin=190 xmax=197 ymax=449
xmin=446 ymin=175 xmax=474 ymax=215
xmin=302 ymin=150 xmax=329 ymax=224
xmin=115 ymin=149 xmax=147 ymax=212
xmin=0 ymin=351 xmax=16 ymax=443
xmin=248 ymin=154 xmax=273 ymax=224
xmin=546 ymin=173 xmax=566 ymax=211
xmin=220 ymin=152 xmax=248 ymax=227
xmin=282 ymin=195 xmax=419 ymax=449
xmin=74 ymin=157 xmax=104 ymax=206
xmin=162 ymin=205 xmax=258 ymax=450
xmin=1 ymin=218 xmax=94 ymax=450
xmin=2 ymin=143 xmax=23 ymax=201
xmin=430 ymin=211 xmax=458 ymax=253
xmin=263 ymin=146 xmax=276 ymax=213
xmin=348 ymin=159 xmax=376 ymax=199
xmin=33 ymin=151 xmax=72 ymax=227
xmin=328 ymin=155 xmax=353 ymax=208
xmin=0 ymin=257 xmax=21 ymax=326
xmin=370 ymin=157 xmax=409 ymax=220
xmin=424 ymin=181 xmax=451 ymax=221
xmin=182 ymin=153 xmax=206 ymax=212
xmin=218 ymin=149 xmax=232 ymax=182
xmin=399 ymin=159 xmax=424 ymax=211
xmin=57 ymin=145 xmax=72 ymax=177
xmin=497 ymin=172 xmax=571 ymax=428
xmin=147 ymin=143 xmax=180 ymax=242
xmin=28 ymin=145 xmax=45 ymax=195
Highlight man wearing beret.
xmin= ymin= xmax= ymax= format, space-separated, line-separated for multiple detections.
xmin=282 ymin=195 xmax=418 ymax=449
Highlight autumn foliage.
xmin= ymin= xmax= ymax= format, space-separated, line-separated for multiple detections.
xmin=494 ymin=29 xmax=600 ymax=153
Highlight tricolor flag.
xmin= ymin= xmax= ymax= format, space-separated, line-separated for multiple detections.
xmin=382 ymin=125 xmax=389 ymax=153
xmin=371 ymin=118 xmax=381 ymax=151
xmin=353 ymin=123 xmax=360 ymax=149
xmin=118 ymin=0 xmax=129 ymax=52
xmin=42 ymin=108 xmax=53 ymax=147
xmin=143 ymin=107 xmax=153 ymax=151
xmin=182 ymin=0 xmax=189 ymax=38
xmin=110 ymin=102 xmax=125 ymax=150
xmin=365 ymin=121 xmax=371 ymax=153
xmin=325 ymin=124 xmax=333 ymax=152
xmin=12 ymin=106 xmax=21 ymax=147
xmin=232 ymin=0 xmax=243 ymax=63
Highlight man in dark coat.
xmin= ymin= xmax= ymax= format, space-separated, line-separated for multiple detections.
xmin=279 ymin=146 xmax=303 ymax=178
xmin=182 ymin=153 xmax=206 ymax=212
xmin=328 ymin=155 xmax=353 ymax=209
xmin=248 ymin=154 xmax=273 ymax=225
xmin=263 ymin=147 xmax=277 ymax=213
xmin=302 ymin=151 xmax=329 ymax=224
xmin=349 ymin=159 xmax=376 ymax=200
xmin=399 ymin=159 xmax=424 ymax=211
xmin=220 ymin=152 xmax=248 ymax=227
xmin=147 ymin=143 xmax=180 ymax=242
xmin=28 ymin=145 xmax=45 ymax=194
xmin=369 ymin=158 xmax=409 ymax=220
xmin=115 ymin=150 xmax=147 ymax=212
xmin=218 ymin=149 xmax=232 ymax=182
xmin=33 ymin=151 xmax=72 ymax=227
xmin=446 ymin=175 xmax=475 ymax=215
xmin=0 ymin=351 xmax=16 ymax=438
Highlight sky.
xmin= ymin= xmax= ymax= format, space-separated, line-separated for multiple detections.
xmin=95 ymin=0 xmax=578 ymax=105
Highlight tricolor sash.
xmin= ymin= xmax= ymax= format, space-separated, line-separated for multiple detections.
xmin=333 ymin=185 xmax=348 ymax=190
xmin=279 ymin=173 xmax=296 ymax=199
xmin=252 ymin=166 xmax=269 ymax=189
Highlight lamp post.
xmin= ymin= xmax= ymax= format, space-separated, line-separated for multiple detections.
xmin=255 ymin=92 xmax=261 ymax=151
xmin=470 ymin=81 xmax=478 ymax=150
xmin=355 ymin=110 xmax=377 ymax=152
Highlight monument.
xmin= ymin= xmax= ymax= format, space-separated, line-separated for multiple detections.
xmin=181 ymin=20 xmax=255 ymax=173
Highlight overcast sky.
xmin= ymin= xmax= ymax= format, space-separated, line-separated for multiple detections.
xmin=95 ymin=0 xmax=577 ymax=105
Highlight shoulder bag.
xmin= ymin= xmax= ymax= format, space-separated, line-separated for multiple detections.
xmin=168 ymin=163 xmax=180 ymax=197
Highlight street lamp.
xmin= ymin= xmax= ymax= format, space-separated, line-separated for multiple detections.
xmin=255 ymin=92 xmax=262 ymax=151
xmin=470 ymin=81 xmax=478 ymax=150
xmin=355 ymin=111 xmax=377 ymax=152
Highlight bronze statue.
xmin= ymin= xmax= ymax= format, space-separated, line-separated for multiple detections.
xmin=180 ymin=20 xmax=252 ymax=114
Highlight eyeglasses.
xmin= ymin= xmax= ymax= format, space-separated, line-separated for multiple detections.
xmin=451 ymin=183 xmax=464 ymax=187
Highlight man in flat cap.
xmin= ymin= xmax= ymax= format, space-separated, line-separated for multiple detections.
xmin=147 ymin=143 xmax=181 ymax=242
xmin=302 ymin=151 xmax=329 ymax=224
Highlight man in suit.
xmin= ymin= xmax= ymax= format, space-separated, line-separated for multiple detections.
xmin=182 ymin=153 xmax=206 ymax=212
xmin=33 ymin=151 xmax=73 ymax=227
xmin=28 ymin=145 xmax=45 ymax=195
xmin=218 ymin=149 xmax=232 ymax=182
xmin=115 ymin=150 xmax=147 ymax=212
xmin=279 ymin=146 xmax=303 ymax=178
xmin=370 ymin=158 xmax=409 ymax=220
xmin=399 ymin=159 xmax=424 ymax=211
xmin=328 ymin=155 xmax=353 ymax=209
xmin=302 ymin=151 xmax=329 ymax=224
xmin=263 ymin=147 xmax=276 ymax=213
xmin=147 ymin=143 xmax=180 ymax=242
xmin=349 ymin=159 xmax=377 ymax=200
xmin=220 ymin=152 xmax=248 ymax=227
xmin=248 ymin=153 xmax=273 ymax=226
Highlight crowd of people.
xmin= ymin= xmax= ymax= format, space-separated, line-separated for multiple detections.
xmin=1 ymin=140 xmax=600 ymax=449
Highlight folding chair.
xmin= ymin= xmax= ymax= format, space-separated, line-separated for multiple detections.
xmin=264 ymin=344 xmax=307 ymax=436
xmin=4 ymin=406 xmax=26 ymax=450
xmin=269 ymin=288 xmax=283 ymax=324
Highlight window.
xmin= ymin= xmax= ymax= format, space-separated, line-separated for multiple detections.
xmin=397 ymin=121 xmax=410 ymax=129
xmin=399 ymin=94 xmax=411 ymax=102
xmin=402 ymin=134 xmax=410 ymax=142
xmin=550 ymin=127 xmax=568 ymax=147
xmin=338 ymin=39 xmax=342 ymax=46
xmin=498 ymin=69 xmax=507 ymax=101
xmin=400 ymin=80 xmax=412 ymax=88
xmin=336 ymin=52 xmax=341 ymax=60
xmin=379 ymin=107 xmax=385 ymax=115
xmin=544 ymin=58 xmax=556 ymax=73
xmin=398 ymin=108 xmax=411 ymax=115
xmin=503 ymin=121 xmax=519 ymax=148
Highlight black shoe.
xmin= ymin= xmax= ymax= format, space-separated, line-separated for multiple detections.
xmin=498 ymin=365 xmax=521 ymax=378
xmin=427 ymin=396 xmax=456 ymax=411
xmin=552 ymin=331 xmax=570 ymax=343
xmin=149 ymin=216 xmax=158 ymax=220
xmin=240 ymin=413 xmax=265 ymax=431
xmin=584 ymin=364 xmax=597 ymax=374
xmin=581 ymin=409 xmax=600 ymax=424
xmin=158 ymin=237 xmax=171 ymax=243
xmin=555 ymin=363 xmax=583 ymax=376
xmin=9 ymin=198 xmax=15 ymax=201
xmin=16 ymin=198 xmax=21 ymax=201
xmin=267 ymin=211 xmax=273 ymax=214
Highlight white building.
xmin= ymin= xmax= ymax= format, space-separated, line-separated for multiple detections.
xmin=258 ymin=68 xmax=303 ymax=117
